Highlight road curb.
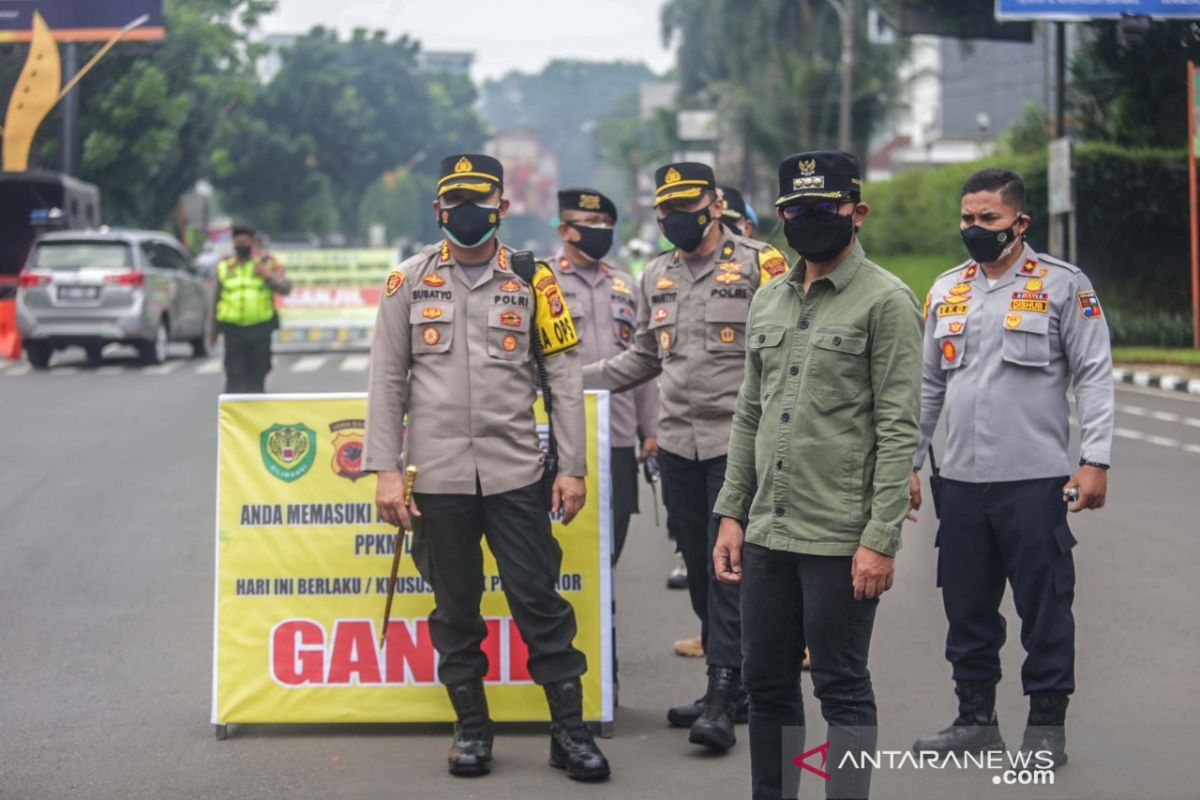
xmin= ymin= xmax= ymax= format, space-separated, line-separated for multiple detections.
xmin=1112 ymin=368 xmax=1200 ymax=395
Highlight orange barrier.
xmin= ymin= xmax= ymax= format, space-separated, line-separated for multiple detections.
xmin=0 ymin=298 xmax=22 ymax=360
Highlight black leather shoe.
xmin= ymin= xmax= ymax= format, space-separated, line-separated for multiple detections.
xmin=912 ymin=680 xmax=1006 ymax=756
xmin=1018 ymin=693 xmax=1069 ymax=770
xmin=668 ymin=686 xmax=749 ymax=728
xmin=446 ymin=681 xmax=493 ymax=777
xmin=545 ymin=678 xmax=611 ymax=781
xmin=688 ymin=666 xmax=740 ymax=752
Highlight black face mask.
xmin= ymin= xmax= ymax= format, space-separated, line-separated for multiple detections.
xmin=660 ymin=204 xmax=714 ymax=253
xmin=961 ymin=223 xmax=1019 ymax=265
xmin=439 ymin=202 xmax=500 ymax=248
xmin=234 ymin=244 xmax=253 ymax=260
xmin=567 ymin=223 xmax=614 ymax=262
xmin=784 ymin=214 xmax=855 ymax=262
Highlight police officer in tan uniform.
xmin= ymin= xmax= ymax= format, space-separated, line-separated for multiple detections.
xmin=550 ymin=188 xmax=659 ymax=563
xmin=363 ymin=154 xmax=609 ymax=782
xmin=583 ymin=162 xmax=789 ymax=753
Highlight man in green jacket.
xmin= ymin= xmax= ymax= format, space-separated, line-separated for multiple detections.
xmin=712 ymin=151 xmax=922 ymax=800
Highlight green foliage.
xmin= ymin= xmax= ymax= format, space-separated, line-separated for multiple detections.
xmin=1104 ymin=309 xmax=1194 ymax=349
xmin=1111 ymin=346 xmax=1200 ymax=366
xmin=1004 ymin=101 xmax=1050 ymax=156
xmin=358 ymin=168 xmax=426 ymax=245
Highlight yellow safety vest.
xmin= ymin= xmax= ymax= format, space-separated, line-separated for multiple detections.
xmin=216 ymin=257 xmax=276 ymax=327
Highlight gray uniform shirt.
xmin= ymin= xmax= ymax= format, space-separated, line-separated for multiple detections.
xmin=583 ymin=234 xmax=787 ymax=461
xmin=363 ymin=241 xmax=587 ymax=495
xmin=915 ymin=243 xmax=1114 ymax=482
xmin=552 ymin=251 xmax=658 ymax=449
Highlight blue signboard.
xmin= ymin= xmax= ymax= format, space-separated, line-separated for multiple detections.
xmin=0 ymin=1 xmax=164 ymax=42
xmin=997 ymin=1 xmax=1200 ymax=20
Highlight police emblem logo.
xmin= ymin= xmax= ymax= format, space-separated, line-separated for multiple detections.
xmin=422 ymin=326 xmax=441 ymax=346
xmin=760 ymin=255 xmax=788 ymax=277
xmin=698 ymin=214 xmax=708 ymax=225
xmin=1025 ymin=278 xmax=1043 ymax=291
xmin=941 ymin=340 xmax=957 ymax=361
xmin=500 ymin=311 xmax=522 ymax=328
xmin=422 ymin=306 xmax=443 ymax=320
xmin=619 ymin=322 xmax=632 ymax=342
xmin=798 ymin=159 xmax=817 ymax=176
xmin=499 ymin=279 xmax=521 ymax=293
xmin=502 ymin=334 xmax=518 ymax=352
xmin=1039 ymin=266 xmax=1050 ymax=277
xmin=715 ymin=272 xmax=744 ymax=284
xmin=949 ymin=283 xmax=971 ymax=296
xmin=454 ymin=156 xmax=473 ymax=173
xmin=580 ymin=194 xmax=602 ymax=210
xmin=659 ymin=330 xmax=672 ymax=351
xmin=441 ymin=211 xmax=450 ymax=223
xmin=653 ymin=307 xmax=670 ymax=323
xmin=329 ymin=419 xmax=365 ymax=482
xmin=488 ymin=212 xmax=498 ymax=224
xmin=998 ymin=232 xmax=1009 ymax=244
xmin=1005 ymin=313 xmax=1022 ymax=329
xmin=385 ymin=271 xmax=404 ymax=297
xmin=1077 ymin=290 xmax=1103 ymax=319
xmin=260 ymin=423 xmax=317 ymax=483
xmin=664 ymin=167 xmax=682 ymax=184
xmin=719 ymin=326 xmax=736 ymax=343
xmin=548 ymin=290 xmax=565 ymax=318
xmin=656 ymin=277 xmax=675 ymax=290
xmin=559 ymin=257 xmax=570 ymax=270
xmin=948 ymin=321 xmax=965 ymax=334
xmin=423 ymin=273 xmax=447 ymax=287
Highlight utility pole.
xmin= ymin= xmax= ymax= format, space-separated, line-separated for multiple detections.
xmin=61 ymin=43 xmax=78 ymax=175
xmin=823 ymin=0 xmax=854 ymax=151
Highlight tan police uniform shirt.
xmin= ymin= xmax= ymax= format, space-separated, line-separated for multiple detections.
xmin=551 ymin=251 xmax=658 ymax=449
xmin=583 ymin=234 xmax=789 ymax=461
xmin=363 ymin=240 xmax=587 ymax=495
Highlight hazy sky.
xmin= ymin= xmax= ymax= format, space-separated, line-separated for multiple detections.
xmin=258 ymin=0 xmax=676 ymax=81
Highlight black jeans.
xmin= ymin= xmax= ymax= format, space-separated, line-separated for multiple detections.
xmin=742 ymin=543 xmax=879 ymax=800
xmin=222 ymin=321 xmax=274 ymax=393
xmin=658 ymin=448 xmax=741 ymax=668
xmin=410 ymin=479 xmax=587 ymax=687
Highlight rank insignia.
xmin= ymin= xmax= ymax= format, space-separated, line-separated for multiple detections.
xmin=502 ymin=334 xmax=518 ymax=352
xmin=439 ymin=240 xmax=451 ymax=262
xmin=716 ymin=272 xmax=744 ymax=284
xmin=656 ymin=277 xmax=676 ymax=290
xmin=948 ymin=321 xmax=964 ymax=334
xmin=385 ymin=271 xmax=404 ymax=297
xmin=941 ymin=340 xmax=957 ymax=361
xmin=422 ymin=326 xmax=441 ymax=346
xmin=653 ymin=307 xmax=670 ymax=323
xmin=945 ymin=294 xmax=971 ymax=304
xmin=1005 ymin=313 xmax=1022 ymax=329
xmin=1077 ymin=290 xmax=1103 ymax=319
xmin=423 ymin=273 xmax=447 ymax=287
xmin=497 ymin=247 xmax=509 ymax=271
xmin=1039 ymin=266 xmax=1050 ymax=277
xmin=1025 ymin=278 xmax=1043 ymax=291
xmin=659 ymin=330 xmax=672 ymax=351
xmin=963 ymin=264 xmax=978 ymax=280
xmin=579 ymin=194 xmax=601 ymax=210
xmin=937 ymin=303 xmax=968 ymax=317
xmin=719 ymin=326 xmax=736 ymax=343
xmin=499 ymin=279 xmax=521 ymax=293
xmin=721 ymin=241 xmax=736 ymax=259
xmin=1020 ymin=259 xmax=1037 ymax=275
xmin=719 ymin=261 xmax=742 ymax=273
xmin=949 ymin=283 xmax=971 ymax=296
xmin=610 ymin=277 xmax=632 ymax=294
xmin=500 ymin=311 xmax=522 ymax=328
xmin=422 ymin=306 xmax=443 ymax=320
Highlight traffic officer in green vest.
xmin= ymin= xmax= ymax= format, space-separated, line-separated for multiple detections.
xmin=584 ymin=162 xmax=790 ymax=753
xmin=209 ymin=224 xmax=291 ymax=393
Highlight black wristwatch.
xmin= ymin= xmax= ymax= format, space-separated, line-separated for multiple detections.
xmin=1079 ymin=459 xmax=1110 ymax=470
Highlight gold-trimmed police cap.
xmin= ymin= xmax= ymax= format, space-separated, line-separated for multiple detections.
xmin=654 ymin=161 xmax=715 ymax=207
xmin=437 ymin=153 xmax=504 ymax=198
xmin=776 ymin=150 xmax=863 ymax=206
xmin=719 ymin=186 xmax=748 ymax=220
xmin=558 ymin=188 xmax=618 ymax=222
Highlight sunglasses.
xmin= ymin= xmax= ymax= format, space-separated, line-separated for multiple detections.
xmin=780 ymin=200 xmax=850 ymax=223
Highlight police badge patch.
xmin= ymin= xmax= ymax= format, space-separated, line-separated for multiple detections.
xmin=261 ymin=423 xmax=317 ymax=483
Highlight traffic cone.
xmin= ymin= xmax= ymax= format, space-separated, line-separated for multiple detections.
xmin=0 ymin=298 xmax=22 ymax=360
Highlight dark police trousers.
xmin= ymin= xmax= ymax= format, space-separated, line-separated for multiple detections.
xmin=222 ymin=320 xmax=274 ymax=393
xmin=411 ymin=478 xmax=587 ymax=687
xmin=742 ymin=543 xmax=879 ymax=800
xmin=937 ymin=477 xmax=1076 ymax=694
xmin=658 ymin=449 xmax=741 ymax=668
xmin=610 ymin=446 xmax=639 ymax=564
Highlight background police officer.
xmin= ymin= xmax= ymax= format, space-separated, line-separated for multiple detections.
xmin=718 ymin=185 xmax=758 ymax=239
xmin=583 ymin=162 xmax=789 ymax=753
xmin=210 ymin=224 xmax=291 ymax=393
xmin=551 ymin=188 xmax=659 ymax=564
xmin=363 ymin=154 xmax=609 ymax=782
xmin=911 ymin=168 xmax=1114 ymax=768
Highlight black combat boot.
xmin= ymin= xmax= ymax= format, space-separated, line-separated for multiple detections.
xmin=688 ymin=666 xmax=740 ymax=751
xmin=912 ymin=679 xmax=1006 ymax=756
xmin=1018 ymin=692 xmax=1069 ymax=770
xmin=544 ymin=678 xmax=611 ymax=781
xmin=445 ymin=680 xmax=493 ymax=777
xmin=667 ymin=685 xmax=749 ymax=728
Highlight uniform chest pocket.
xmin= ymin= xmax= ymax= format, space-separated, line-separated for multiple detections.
xmin=705 ymin=298 xmax=750 ymax=352
xmin=648 ymin=301 xmax=678 ymax=357
xmin=748 ymin=325 xmax=786 ymax=399
xmin=806 ymin=330 xmax=868 ymax=401
xmin=486 ymin=306 xmax=531 ymax=361
xmin=1001 ymin=312 xmax=1051 ymax=368
xmin=934 ymin=316 xmax=967 ymax=370
xmin=611 ymin=302 xmax=636 ymax=349
xmin=410 ymin=303 xmax=454 ymax=355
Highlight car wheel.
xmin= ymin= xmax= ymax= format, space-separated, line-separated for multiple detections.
xmin=189 ymin=330 xmax=210 ymax=358
xmin=25 ymin=341 xmax=51 ymax=369
xmin=138 ymin=319 xmax=169 ymax=365
xmin=85 ymin=344 xmax=105 ymax=363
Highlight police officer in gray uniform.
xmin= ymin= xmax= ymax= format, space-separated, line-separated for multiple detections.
xmin=911 ymin=168 xmax=1114 ymax=768
xmin=364 ymin=154 xmax=609 ymax=782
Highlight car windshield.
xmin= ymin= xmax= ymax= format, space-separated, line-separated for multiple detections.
xmin=33 ymin=241 xmax=132 ymax=271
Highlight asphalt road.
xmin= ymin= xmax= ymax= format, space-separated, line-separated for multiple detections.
xmin=1 ymin=346 xmax=1198 ymax=800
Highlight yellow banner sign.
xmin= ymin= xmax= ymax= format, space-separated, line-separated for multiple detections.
xmin=212 ymin=393 xmax=613 ymax=725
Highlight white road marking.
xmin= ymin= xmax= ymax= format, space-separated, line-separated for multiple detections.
xmin=290 ymin=356 xmax=327 ymax=373
xmin=1117 ymin=403 xmax=1200 ymax=429
xmin=3 ymin=363 xmax=31 ymax=376
xmin=50 ymin=367 xmax=80 ymax=376
xmin=143 ymin=361 xmax=183 ymax=376
xmin=340 ymin=354 xmax=370 ymax=372
xmin=195 ymin=358 xmax=223 ymax=375
xmin=96 ymin=366 xmax=125 ymax=376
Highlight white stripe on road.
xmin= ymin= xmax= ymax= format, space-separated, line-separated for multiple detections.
xmin=2 ymin=363 xmax=31 ymax=376
xmin=340 ymin=354 xmax=370 ymax=372
xmin=195 ymin=358 xmax=223 ymax=375
xmin=143 ymin=361 xmax=183 ymax=376
xmin=50 ymin=367 xmax=79 ymax=376
xmin=96 ymin=366 xmax=125 ymax=376
xmin=290 ymin=356 xmax=327 ymax=373
xmin=1117 ymin=403 xmax=1200 ymax=429
xmin=1114 ymin=426 xmax=1200 ymax=457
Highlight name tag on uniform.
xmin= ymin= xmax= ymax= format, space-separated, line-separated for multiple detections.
xmin=1010 ymin=291 xmax=1048 ymax=313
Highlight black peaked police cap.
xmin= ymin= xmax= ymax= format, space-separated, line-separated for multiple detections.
xmin=558 ymin=188 xmax=618 ymax=222
xmin=438 ymin=153 xmax=504 ymax=198
xmin=654 ymin=162 xmax=716 ymax=207
xmin=776 ymin=150 xmax=863 ymax=206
